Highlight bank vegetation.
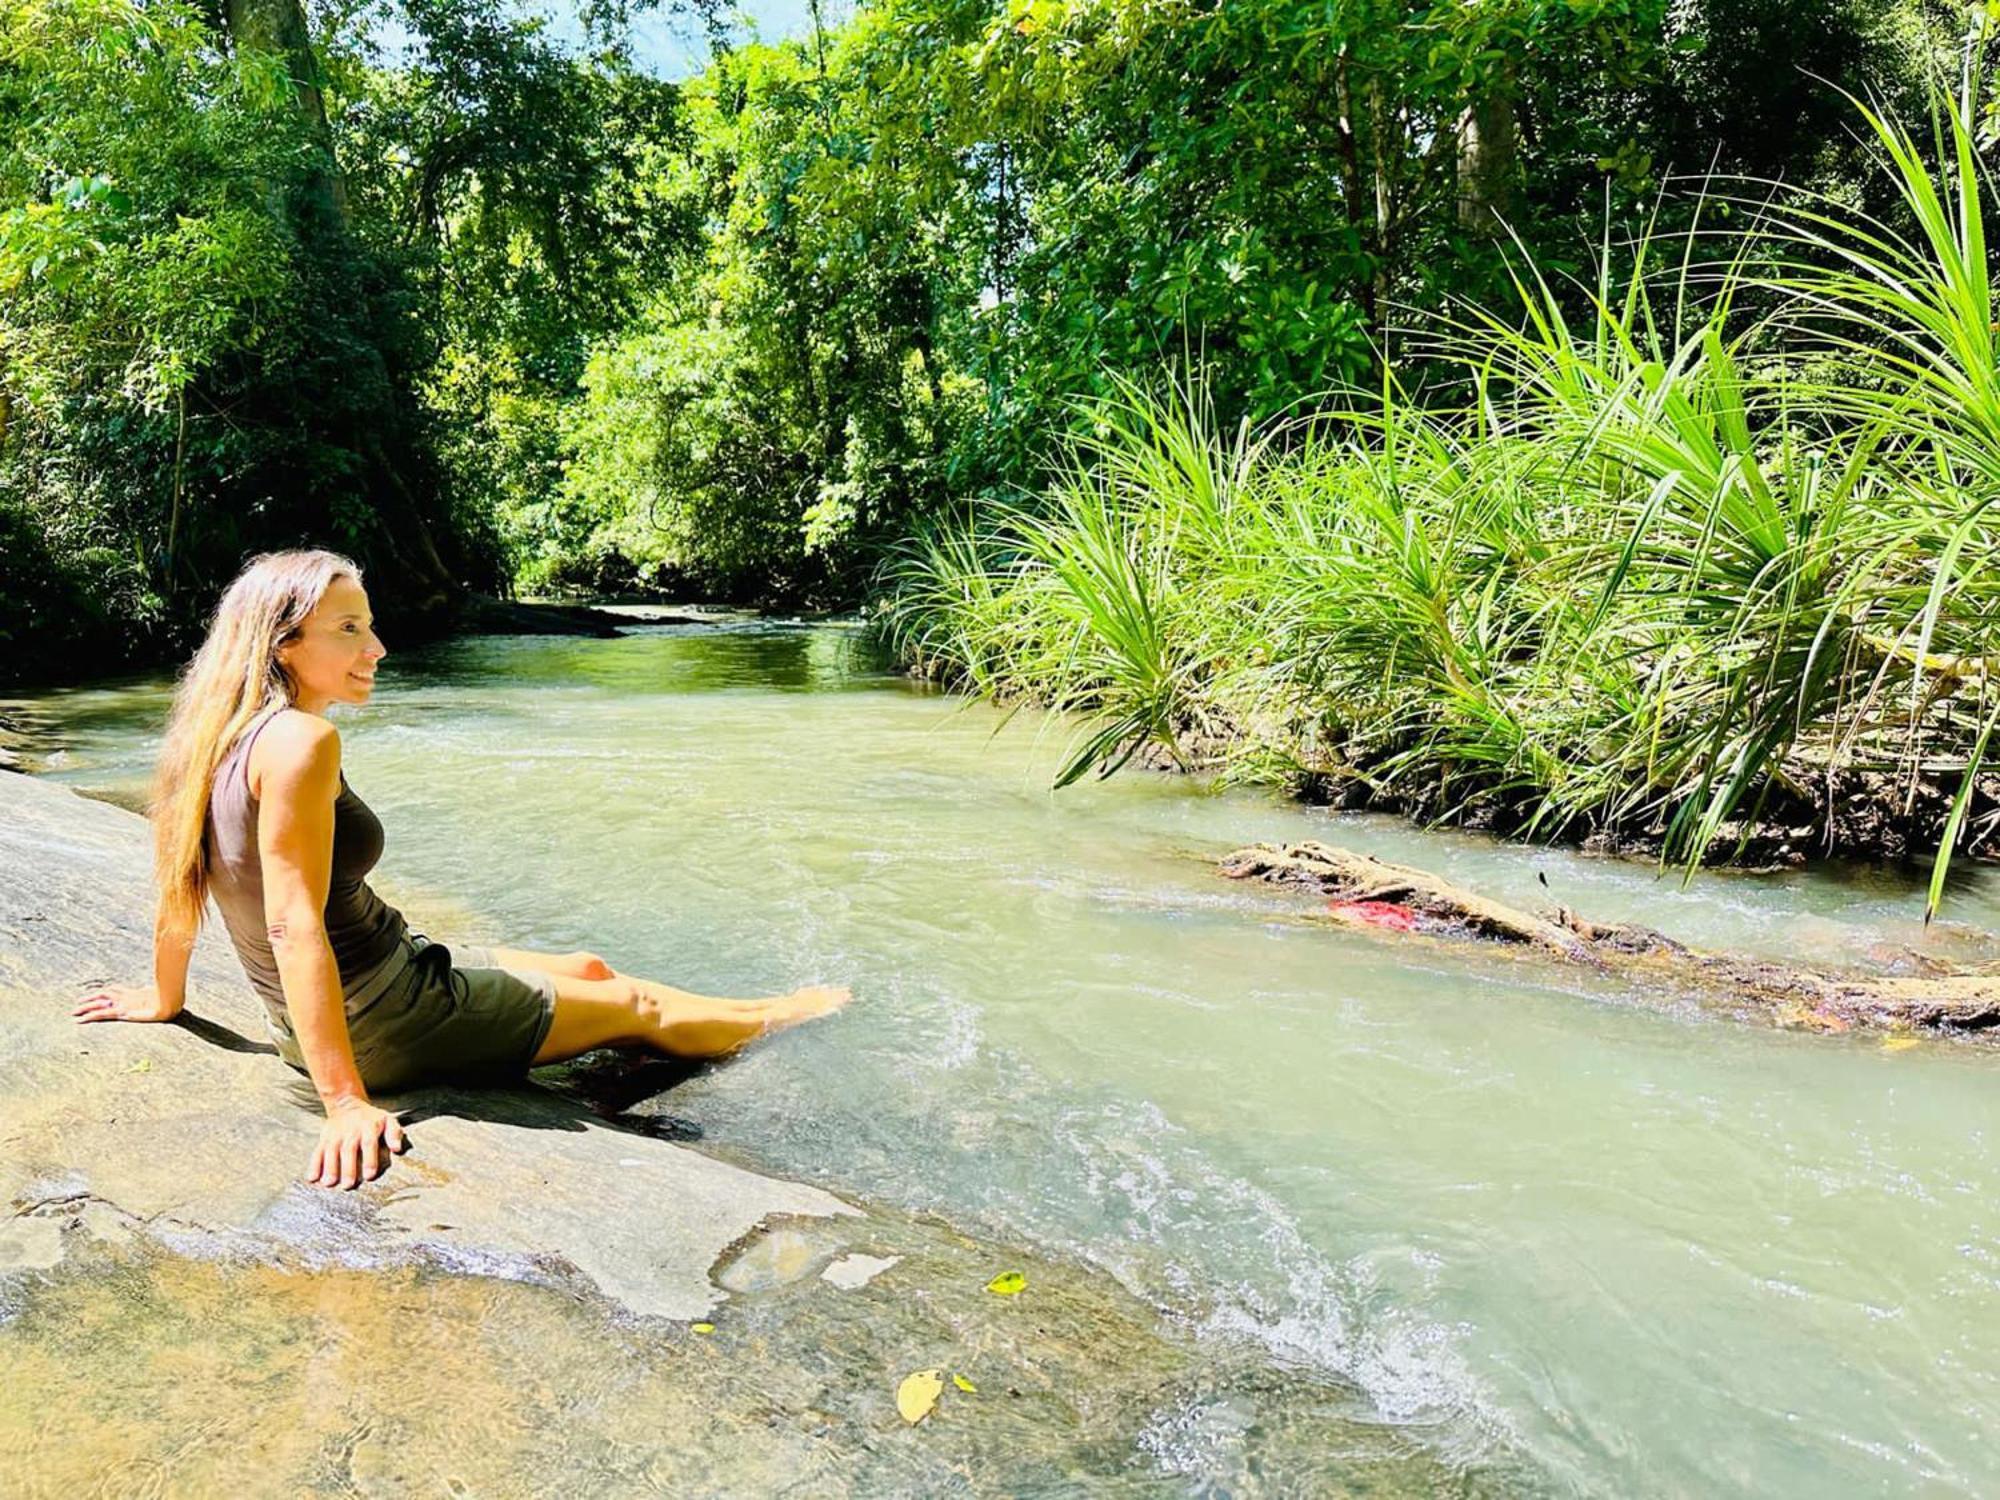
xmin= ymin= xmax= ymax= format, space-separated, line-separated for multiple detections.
xmin=885 ymin=94 xmax=2000 ymax=908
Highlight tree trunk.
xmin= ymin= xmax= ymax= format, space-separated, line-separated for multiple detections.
xmin=1332 ymin=55 xmax=1380 ymax=338
xmin=1456 ymin=87 xmax=1520 ymax=233
xmin=223 ymin=0 xmax=346 ymax=223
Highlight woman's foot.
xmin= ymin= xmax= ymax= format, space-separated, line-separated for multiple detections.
xmin=657 ymin=984 xmax=852 ymax=1058
xmin=764 ymin=984 xmax=852 ymax=1033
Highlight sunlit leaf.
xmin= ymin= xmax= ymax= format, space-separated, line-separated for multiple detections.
xmin=897 ymin=1368 xmax=943 ymax=1423
xmin=985 ymin=1270 xmax=1027 ymax=1296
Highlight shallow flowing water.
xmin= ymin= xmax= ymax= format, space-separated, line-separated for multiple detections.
xmin=14 ymin=615 xmax=2000 ymax=1495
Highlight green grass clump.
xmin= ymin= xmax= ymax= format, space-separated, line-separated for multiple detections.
xmin=879 ymin=89 xmax=2000 ymax=913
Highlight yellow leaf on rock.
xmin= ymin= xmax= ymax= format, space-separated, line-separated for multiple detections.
xmin=691 ymin=1323 xmax=714 ymax=1335
xmin=897 ymin=1368 xmax=943 ymax=1424
xmin=952 ymin=1373 xmax=977 ymax=1393
xmin=126 ymin=1059 xmax=152 ymax=1074
xmin=1881 ymin=1037 xmax=1921 ymax=1053
xmin=985 ymin=1270 xmax=1027 ymax=1296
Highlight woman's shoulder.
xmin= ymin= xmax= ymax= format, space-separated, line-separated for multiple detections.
xmin=247 ymin=709 xmax=341 ymax=802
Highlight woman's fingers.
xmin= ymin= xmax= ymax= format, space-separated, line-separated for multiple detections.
xmin=302 ymin=1118 xmax=408 ymax=1190
xmin=72 ymin=987 xmax=143 ymax=1021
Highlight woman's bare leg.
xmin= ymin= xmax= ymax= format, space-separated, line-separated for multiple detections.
xmin=485 ymin=945 xmax=615 ymax=981
xmin=532 ymin=970 xmax=850 ymax=1066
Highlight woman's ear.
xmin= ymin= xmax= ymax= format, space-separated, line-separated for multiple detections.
xmin=272 ymin=638 xmax=298 ymax=696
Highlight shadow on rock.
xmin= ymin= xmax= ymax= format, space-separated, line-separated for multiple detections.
xmin=262 ymin=1048 xmax=712 ymax=1145
xmin=172 ymin=1011 xmax=277 ymax=1056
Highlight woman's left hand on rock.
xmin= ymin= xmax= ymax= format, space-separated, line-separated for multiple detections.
xmin=72 ymin=983 xmax=181 ymax=1024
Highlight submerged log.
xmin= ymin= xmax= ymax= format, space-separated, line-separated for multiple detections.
xmin=1219 ymin=842 xmax=1592 ymax=959
xmin=1221 ymin=841 xmax=2000 ymax=1035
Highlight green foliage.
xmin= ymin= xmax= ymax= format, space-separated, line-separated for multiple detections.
xmin=326 ymin=0 xmax=699 ymax=594
xmin=554 ymin=318 xmax=806 ymax=594
xmin=550 ymin=0 xmax=1936 ymax=607
xmin=883 ymin=82 xmax=2000 ymax=901
xmin=0 ymin=0 xmax=503 ymax=673
xmin=553 ymin=25 xmax=986 ymax=599
xmin=0 ymin=0 xmax=1964 ymax=707
xmin=0 ymin=0 xmax=317 ymax=663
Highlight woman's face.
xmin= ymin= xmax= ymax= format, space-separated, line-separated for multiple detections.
xmin=278 ymin=575 xmax=387 ymax=714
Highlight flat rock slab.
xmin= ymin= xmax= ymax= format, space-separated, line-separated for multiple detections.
xmin=0 ymin=768 xmax=850 ymax=1319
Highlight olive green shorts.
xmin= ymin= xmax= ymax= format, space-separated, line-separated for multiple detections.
xmin=270 ymin=932 xmax=559 ymax=1094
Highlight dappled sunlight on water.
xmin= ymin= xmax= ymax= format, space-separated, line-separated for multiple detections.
xmin=18 ymin=618 xmax=2000 ymax=1495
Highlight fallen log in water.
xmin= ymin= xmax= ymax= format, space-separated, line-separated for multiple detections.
xmin=1219 ymin=841 xmax=2000 ymax=1035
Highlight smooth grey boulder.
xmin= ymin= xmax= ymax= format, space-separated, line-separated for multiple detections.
xmin=0 ymin=768 xmax=852 ymax=1319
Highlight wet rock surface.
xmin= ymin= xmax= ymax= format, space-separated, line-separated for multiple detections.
xmin=0 ymin=1207 xmax=1501 ymax=1497
xmin=1 ymin=771 xmax=1497 ymax=1495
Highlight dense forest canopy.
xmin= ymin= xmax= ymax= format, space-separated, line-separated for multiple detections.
xmin=0 ymin=0 xmax=1968 ymax=679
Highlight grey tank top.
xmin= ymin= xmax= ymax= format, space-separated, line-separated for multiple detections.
xmin=204 ymin=711 xmax=408 ymax=1026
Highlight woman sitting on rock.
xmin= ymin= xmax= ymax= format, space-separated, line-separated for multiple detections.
xmin=72 ymin=549 xmax=849 ymax=1190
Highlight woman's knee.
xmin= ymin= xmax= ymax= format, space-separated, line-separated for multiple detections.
xmin=571 ymin=950 xmax=614 ymax=981
xmin=540 ymin=976 xmax=657 ymax=1058
xmin=591 ymin=976 xmax=657 ymax=1030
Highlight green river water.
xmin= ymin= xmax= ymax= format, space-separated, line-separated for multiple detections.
xmin=13 ymin=614 xmax=2000 ymax=1496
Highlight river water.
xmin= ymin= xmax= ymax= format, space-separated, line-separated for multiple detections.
xmin=16 ymin=616 xmax=2000 ymax=1496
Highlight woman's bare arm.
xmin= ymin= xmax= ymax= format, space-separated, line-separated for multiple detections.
xmin=72 ymin=891 xmax=196 ymax=1024
xmin=256 ymin=713 xmax=405 ymax=1187
xmin=150 ymin=908 xmax=193 ymax=1017
xmin=257 ymin=715 xmax=364 ymax=1102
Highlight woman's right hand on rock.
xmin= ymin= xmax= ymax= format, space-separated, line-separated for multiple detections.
xmin=309 ymin=1098 xmax=407 ymax=1190
xmin=72 ymin=983 xmax=181 ymax=1024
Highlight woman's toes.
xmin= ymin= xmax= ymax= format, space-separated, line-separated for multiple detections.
xmin=787 ymin=984 xmax=852 ymax=1017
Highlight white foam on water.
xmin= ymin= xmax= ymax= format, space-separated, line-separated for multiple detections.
xmin=1028 ymin=1097 xmax=1522 ymax=1471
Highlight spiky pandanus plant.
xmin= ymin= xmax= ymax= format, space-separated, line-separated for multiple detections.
xmin=877 ymin=83 xmax=2000 ymax=910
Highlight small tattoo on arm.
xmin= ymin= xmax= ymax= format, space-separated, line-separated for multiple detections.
xmin=266 ymin=921 xmax=288 ymax=944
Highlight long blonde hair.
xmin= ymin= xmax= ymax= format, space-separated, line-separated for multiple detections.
xmin=151 ymin=549 xmax=362 ymax=941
